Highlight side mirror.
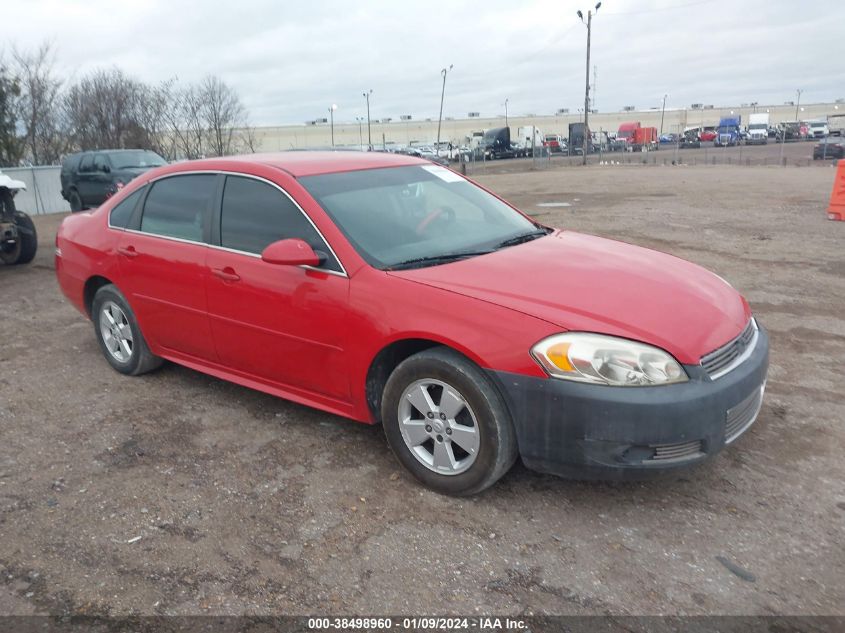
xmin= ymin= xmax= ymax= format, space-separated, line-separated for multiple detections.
xmin=261 ymin=238 xmax=323 ymax=267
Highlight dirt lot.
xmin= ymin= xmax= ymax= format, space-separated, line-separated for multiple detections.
xmin=1 ymin=163 xmax=843 ymax=617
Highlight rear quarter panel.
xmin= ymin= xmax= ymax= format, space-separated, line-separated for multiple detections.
xmin=56 ymin=206 xmax=123 ymax=317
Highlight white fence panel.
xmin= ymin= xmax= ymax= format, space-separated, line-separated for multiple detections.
xmin=2 ymin=166 xmax=70 ymax=215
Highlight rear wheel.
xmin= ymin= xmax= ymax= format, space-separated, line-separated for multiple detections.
xmin=381 ymin=347 xmax=518 ymax=496
xmin=92 ymin=284 xmax=163 ymax=376
xmin=69 ymin=189 xmax=83 ymax=212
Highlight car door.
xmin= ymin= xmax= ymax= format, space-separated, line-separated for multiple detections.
xmin=116 ymin=173 xmax=218 ymax=362
xmin=90 ymin=154 xmax=113 ymax=206
xmin=205 ymin=173 xmax=351 ymax=401
xmin=75 ymin=153 xmax=95 ymax=204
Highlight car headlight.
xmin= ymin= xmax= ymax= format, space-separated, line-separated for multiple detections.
xmin=531 ymin=333 xmax=688 ymax=386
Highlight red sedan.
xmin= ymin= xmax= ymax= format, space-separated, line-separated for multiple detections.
xmin=55 ymin=152 xmax=768 ymax=494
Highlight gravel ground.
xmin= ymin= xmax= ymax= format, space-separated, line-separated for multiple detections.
xmin=0 ymin=163 xmax=843 ymax=617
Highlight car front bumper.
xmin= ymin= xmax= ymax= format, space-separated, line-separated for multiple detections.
xmin=489 ymin=326 xmax=769 ymax=480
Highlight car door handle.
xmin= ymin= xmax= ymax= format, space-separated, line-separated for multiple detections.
xmin=212 ymin=267 xmax=241 ymax=282
xmin=117 ymin=246 xmax=138 ymax=258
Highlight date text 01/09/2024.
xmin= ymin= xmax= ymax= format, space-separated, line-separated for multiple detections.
xmin=306 ymin=616 xmax=528 ymax=630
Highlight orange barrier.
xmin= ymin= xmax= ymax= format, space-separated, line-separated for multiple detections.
xmin=829 ymin=159 xmax=845 ymax=221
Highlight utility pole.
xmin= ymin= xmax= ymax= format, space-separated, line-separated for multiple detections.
xmin=436 ymin=65 xmax=453 ymax=157
xmin=795 ymin=88 xmax=802 ymax=121
xmin=504 ymin=98 xmax=509 ymax=127
xmin=363 ymin=90 xmax=373 ymax=150
xmin=578 ymin=3 xmax=600 ymax=166
xmin=660 ymin=94 xmax=667 ymax=136
xmin=329 ymin=104 xmax=337 ymax=147
xmin=355 ymin=117 xmax=363 ymax=151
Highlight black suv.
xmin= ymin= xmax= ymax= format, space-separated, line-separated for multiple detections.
xmin=61 ymin=149 xmax=167 ymax=212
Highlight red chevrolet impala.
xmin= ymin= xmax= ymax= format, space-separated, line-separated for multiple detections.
xmin=55 ymin=152 xmax=768 ymax=495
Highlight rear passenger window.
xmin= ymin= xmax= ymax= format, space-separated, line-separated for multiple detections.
xmin=93 ymin=154 xmax=109 ymax=172
xmin=220 ymin=176 xmax=341 ymax=271
xmin=78 ymin=155 xmax=94 ymax=172
xmin=140 ymin=174 xmax=215 ymax=242
xmin=109 ymin=187 xmax=145 ymax=229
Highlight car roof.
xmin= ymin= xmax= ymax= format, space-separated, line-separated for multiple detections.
xmin=167 ymin=151 xmax=428 ymax=178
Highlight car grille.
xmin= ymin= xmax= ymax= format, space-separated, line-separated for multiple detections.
xmin=700 ymin=319 xmax=757 ymax=380
xmin=725 ymin=383 xmax=765 ymax=444
xmin=649 ymin=439 xmax=704 ymax=461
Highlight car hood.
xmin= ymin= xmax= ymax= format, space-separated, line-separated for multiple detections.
xmin=388 ymin=231 xmax=751 ymax=364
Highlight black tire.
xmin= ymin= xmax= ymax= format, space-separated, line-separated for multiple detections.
xmin=69 ymin=189 xmax=84 ymax=212
xmin=12 ymin=211 xmax=37 ymax=264
xmin=91 ymin=284 xmax=163 ymax=376
xmin=381 ymin=347 xmax=518 ymax=496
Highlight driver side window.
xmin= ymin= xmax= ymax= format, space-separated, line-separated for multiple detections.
xmin=220 ymin=175 xmax=342 ymax=273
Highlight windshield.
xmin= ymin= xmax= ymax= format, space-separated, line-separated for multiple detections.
xmin=107 ymin=150 xmax=166 ymax=170
xmin=718 ymin=126 xmax=735 ymax=133
xmin=749 ymin=123 xmax=767 ymax=130
xmin=810 ymin=122 xmax=826 ymax=128
xmin=300 ymin=165 xmax=542 ymax=270
xmin=618 ymin=130 xmax=633 ymax=138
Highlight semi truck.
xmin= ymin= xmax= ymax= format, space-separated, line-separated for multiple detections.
xmin=568 ymin=122 xmax=590 ymax=155
xmin=514 ymin=126 xmax=544 ymax=157
xmin=746 ymin=113 xmax=770 ymax=145
xmin=482 ymin=127 xmax=514 ymax=160
xmin=807 ymin=119 xmax=829 ymax=138
xmin=633 ymin=126 xmax=658 ymax=151
xmin=715 ymin=115 xmax=742 ymax=146
xmin=616 ymin=122 xmax=657 ymax=151
xmin=617 ymin=121 xmax=640 ymax=150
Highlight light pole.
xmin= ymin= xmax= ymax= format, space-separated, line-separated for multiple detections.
xmin=504 ymin=98 xmax=509 ymax=127
xmin=436 ymin=64 xmax=453 ymax=157
xmin=329 ymin=104 xmax=337 ymax=147
xmin=363 ymin=90 xmax=373 ymax=150
xmin=794 ymin=89 xmax=802 ymax=121
xmin=577 ymin=3 xmax=601 ymax=165
xmin=659 ymin=94 xmax=667 ymax=136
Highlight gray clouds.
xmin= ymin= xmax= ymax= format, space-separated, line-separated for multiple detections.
xmin=8 ymin=0 xmax=845 ymax=125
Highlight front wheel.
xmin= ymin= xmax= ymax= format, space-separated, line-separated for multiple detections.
xmin=0 ymin=211 xmax=37 ymax=265
xmin=92 ymin=284 xmax=163 ymax=376
xmin=381 ymin=347 xmax=518 ymax=496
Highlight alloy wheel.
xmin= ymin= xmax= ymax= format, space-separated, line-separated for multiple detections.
xmin=397 ymin=378 xmax=480 ymax=475
xmin=99 ymin=301 xmax=134 ymax=363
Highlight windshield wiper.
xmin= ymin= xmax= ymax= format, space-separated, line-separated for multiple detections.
xmin=387 ymin=250 xmax=494 ymax=271
xmin=495 ymin=229 xmax=550 ymax=249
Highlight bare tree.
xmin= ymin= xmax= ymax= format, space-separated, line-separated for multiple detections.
xmin=0 ymin=59 xmax=24 ymax=167
xmin=12 ymin=42 xmax=65 ymax=164
xmin=63 ymin=68 xmax=142 ymax=151
xmin=199 ymin=76 xmax=241 ymax=156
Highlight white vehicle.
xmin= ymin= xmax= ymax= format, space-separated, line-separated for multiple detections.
xmin=0 ymin=171 xmax=38 ymax=266
xmin=514 ymin=126 xmax=544 ymax=156
xmin=746 ymin=113 xmax=770 ymax=145
xmin=807 ymin=119 xmax=829 ymax=138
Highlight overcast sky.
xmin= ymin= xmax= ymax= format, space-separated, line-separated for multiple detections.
xmin=8 ymin=0 xmax=845 ymax=126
